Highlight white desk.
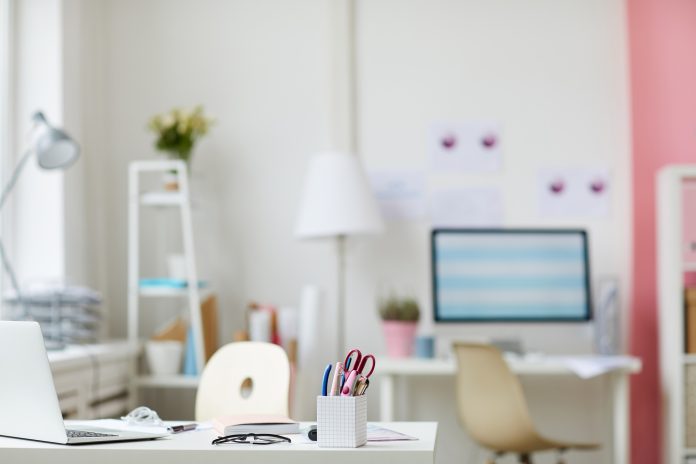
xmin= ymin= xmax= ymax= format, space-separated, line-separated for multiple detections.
xmin=378 ymin=355 xmax=640 ymax=464
xmin=0 ymin=422 xmax=437 ymax=464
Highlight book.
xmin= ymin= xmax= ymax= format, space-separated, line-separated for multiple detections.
xmin=686 ymin=288 xmax=696 ymax=353
xmin=212 ymin=414 xmax=299 ymax=436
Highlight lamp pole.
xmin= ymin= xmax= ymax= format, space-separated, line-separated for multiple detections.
xmin=336 ymin=234 xmax=347 ymax=359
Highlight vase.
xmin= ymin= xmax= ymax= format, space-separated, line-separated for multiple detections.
xmin=382 ymin=321 xmax=418 ymax=358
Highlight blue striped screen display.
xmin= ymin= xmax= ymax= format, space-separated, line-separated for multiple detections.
xmin=432 ymin=230 xmax=591 ymax=321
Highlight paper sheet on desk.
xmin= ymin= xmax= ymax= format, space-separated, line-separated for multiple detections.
xmin=554 ymin=357 xmax=628 ymax=379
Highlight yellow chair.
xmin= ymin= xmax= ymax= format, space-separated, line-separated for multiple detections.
xmin=195 ymin=341 xmax=290 ymax=421
xmin=452 ymin=342 xmax=598 ymax=464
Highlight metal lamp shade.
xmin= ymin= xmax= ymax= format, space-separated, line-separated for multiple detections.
xmin=32 ymin=112 xmax=80 ymax=170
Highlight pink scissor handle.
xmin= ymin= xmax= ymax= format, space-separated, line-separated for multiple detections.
xmin=344 ymin=349 xmax=362 ymax=371
xmin=357 ymin=354 xmax=376 ymax=378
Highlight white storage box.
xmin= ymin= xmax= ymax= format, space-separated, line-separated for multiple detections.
xmin=316 ymin=395 xmax=367 ymax=448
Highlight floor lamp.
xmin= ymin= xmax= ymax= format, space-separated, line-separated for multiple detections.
xmin=295 ymin=151 xmax=383 ymax=357
xmin=0 ymin=112 xmax=80 ymax=318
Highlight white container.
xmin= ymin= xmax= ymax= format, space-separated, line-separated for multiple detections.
xmin=145 ymin=340 xmax=183 ymax=376
xmin=316 ymin=395 xmax=367 ymax=448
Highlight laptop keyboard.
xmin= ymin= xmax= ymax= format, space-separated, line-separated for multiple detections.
xmin=67 ymin=429 xmax=118 ymax=438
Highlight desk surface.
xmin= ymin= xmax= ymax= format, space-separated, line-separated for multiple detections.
xmin=379 ymin=354 xmax=642 ymax=377
xmin=0 ymin=422 xmax=437 ymax=464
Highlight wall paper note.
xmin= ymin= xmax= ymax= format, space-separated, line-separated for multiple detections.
xmin=369 ymin=170 xmax=426 ymax=221
xmin=429 ymin=188 xmax=503 ymax=227
xmin=429 ymin=121 xmax=502 ymax=172
xmin=538 ymin=167 xmax=611 ymax=217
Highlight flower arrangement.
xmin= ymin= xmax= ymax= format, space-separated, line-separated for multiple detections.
xmin=148 ymin=106 xmax=214 ymax=166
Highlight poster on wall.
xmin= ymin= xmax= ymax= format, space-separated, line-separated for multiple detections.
xmin=369 ymin=170 xmax=427 ymax=221
xmin=538 ymin=167 xmax=611 ymax=217
xmin=428 ymin=121 xmax=502 ymax=172
xmin=429 ymin=188 xmax=503 ymax=227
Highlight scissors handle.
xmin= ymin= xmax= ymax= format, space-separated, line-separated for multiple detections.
xmin=344 ymin=349 xmax=362 ymax=372
xmin=358 ymin=354 xmax=376 ymax=378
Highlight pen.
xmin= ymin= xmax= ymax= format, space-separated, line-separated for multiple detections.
xmin=168 ymin=423 xmax=197 ymax=433
xmin=321 ymin=363 xmax=332 ymax=396
xmin=341 ymin=370 xmax=358 ymax=396
xmin=329 ymin=362 xmax=344 ymax=396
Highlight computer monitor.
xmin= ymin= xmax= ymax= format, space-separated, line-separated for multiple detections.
xmin=431 ymin=228 xmax=592 ymax=322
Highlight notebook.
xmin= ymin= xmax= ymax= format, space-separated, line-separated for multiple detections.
xmin=212 ymin=414 xmax=299 ymax=436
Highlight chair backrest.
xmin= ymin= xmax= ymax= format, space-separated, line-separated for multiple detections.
xmin=452 ymin=342 xmax=540 ymax=451
xmin=195 ymin=342 xmax=290 ymax=421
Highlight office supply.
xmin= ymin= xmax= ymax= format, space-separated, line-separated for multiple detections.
xmin=367 ymin=424 xmax=418 ymax=441
xmin=431 ymin=228 xmax=592 ymax=322
xmin=377 ymin=354 xmax=640 ymax=464
xmin=0 ymin=421 xmax=438 ymax=464
xmin=305 ymin=424 xmax=318 ymax=441
xmin=295 ymin=151 xmax=384 ymax=358
xmin=453 ymin=342 xmax=599 ymax=463
xmin=343 ymin=348 xmax=376 ymax=378
xmin=212 ymin=415 xmax=299 ymax=436
xmin=145 ymin=340 xmax=183 ymax=376
xmin=341 ymin=370 xmax=358 ymax=396
xmin=0 ymin=322 xmax=166 ymax=445
xmin=321 ymin=363 xmax=332 ymax=396
xmin=195 ymin=342 xmax=290 ymax=421
xmin=0 ymin=112 xmax=79 ymax=324
xmin=329 ymin=361 xmax=344 ymax=396
xmin=316 ymin=396 xmax=367 ymax=448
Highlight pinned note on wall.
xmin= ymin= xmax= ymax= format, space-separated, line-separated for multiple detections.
xmin=538 ymin=167 xmax=611 ymax=217
xmin=429 ymin=121 xmax=502 ymax=172
xmin=369 ymin=170 xmax=427 ymax=221
xmin=429 ymin=187 xmax=504 ymax=227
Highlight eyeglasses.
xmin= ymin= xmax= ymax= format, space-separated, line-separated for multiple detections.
xmin=212 ymin=433 xmax=291 ymax=445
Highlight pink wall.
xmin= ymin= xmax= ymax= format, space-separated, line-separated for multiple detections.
xmin=627 ymin=0 xmax=696 ymax=462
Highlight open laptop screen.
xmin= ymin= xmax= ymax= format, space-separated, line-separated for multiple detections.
xmin=431 ymin=229 xmax=591 ymax=322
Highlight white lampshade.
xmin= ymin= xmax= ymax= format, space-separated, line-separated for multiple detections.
xmin=295 ymin=151 xmax=383 ymax=238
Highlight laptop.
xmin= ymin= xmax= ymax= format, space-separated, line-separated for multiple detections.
xmin=0 ymin=321 xmax=167 ymax=444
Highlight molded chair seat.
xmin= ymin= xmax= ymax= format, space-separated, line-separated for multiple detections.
xmin=453 ymin=342 xmax=599 ymax=463
xmin=195 ymin=342 xmax=290 ymax=422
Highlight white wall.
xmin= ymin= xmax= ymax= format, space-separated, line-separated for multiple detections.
xmin=65 ymin=1 xmax=630 ymax=462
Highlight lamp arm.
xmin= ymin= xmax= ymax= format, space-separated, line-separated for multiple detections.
xmin=0 ymin=149 xmax=33 ymax=211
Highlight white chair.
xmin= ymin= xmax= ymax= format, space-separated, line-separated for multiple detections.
xmin=195 ymin=341 xmax=290 ymax=421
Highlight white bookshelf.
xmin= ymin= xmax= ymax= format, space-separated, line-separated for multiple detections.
xmin=658 ymin=165 xmax=696 ymax=464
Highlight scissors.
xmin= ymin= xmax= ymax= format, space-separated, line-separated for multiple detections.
xmin=343 ymin=348 xmax=376 ymax=378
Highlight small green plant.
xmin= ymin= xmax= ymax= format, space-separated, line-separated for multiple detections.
xmin=378 ymin=296 xmax=420 ymax=322
xmin=148 ymin=105 xmax=214 ymax=166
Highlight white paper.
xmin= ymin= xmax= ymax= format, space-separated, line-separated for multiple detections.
xmin=369 ymin=170 xmax=426 ymax=221
xmin=429 ymin=121 xmax=502 ymax=172
xmin=538 ymin=167 xmax=611 ymax=217
xmin=554 ymin=356 xmax=631 ymax=379
xmin=429 ymin=188 xmax=503 ymax=227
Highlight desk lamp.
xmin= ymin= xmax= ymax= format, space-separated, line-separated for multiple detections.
xmin=0 ymin=111 xmax=80 ymax=317
xmin=295 ymin=151 xmax=383 ymax=357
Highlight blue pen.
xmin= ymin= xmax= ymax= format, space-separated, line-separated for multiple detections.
xmin=321 ymin=363 xmax=332 ymax=396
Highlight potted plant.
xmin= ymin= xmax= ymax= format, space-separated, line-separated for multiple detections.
xmin=147 ymin=105 xmax=214 ymax=189
xmin=379 ymin=296 xmax=420 ymax=358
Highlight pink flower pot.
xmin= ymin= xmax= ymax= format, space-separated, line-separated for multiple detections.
xmin=382 ymin=321 xmax=418 ymax=358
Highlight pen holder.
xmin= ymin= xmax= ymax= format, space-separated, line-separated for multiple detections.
xmin=316 ymin=395 xmax=367 ymax=448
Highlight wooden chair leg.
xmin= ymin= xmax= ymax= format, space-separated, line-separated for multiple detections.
xmin=518 ymin=453 xmax=533 ymax=464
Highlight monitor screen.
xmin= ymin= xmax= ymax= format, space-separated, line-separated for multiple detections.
xmin=431 ymin=229 xmax=591 ymax=322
